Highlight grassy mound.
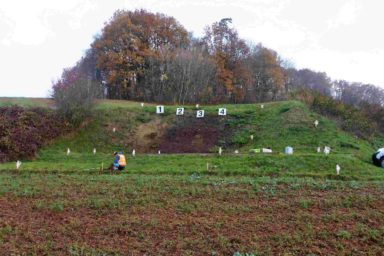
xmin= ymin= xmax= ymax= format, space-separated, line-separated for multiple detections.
xmin=1 ymin=98 xmax=384 ymax=255
xmin=0 ymin=99 xmax=383 ymax=180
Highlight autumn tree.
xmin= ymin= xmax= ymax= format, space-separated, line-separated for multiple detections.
xmin=203 ymin=18 xmax=250 ymax=102
xmin=334 ymin=81 xmax=384 ymax=107
xmin=91 ymin=9 xmax=189 ymax=100
xmin=244 ymin=45 xmax=285 ymax=102
xmin=139 ymin=46 xmax=217 ymax=103
xmin=52 ymin=66 xmax=102 ymax=126
xmin=285 ymin=68 xmax=332 ymax=96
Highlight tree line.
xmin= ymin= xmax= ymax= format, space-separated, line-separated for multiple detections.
xmin=51 ymin=9 xmax=384 ymax=136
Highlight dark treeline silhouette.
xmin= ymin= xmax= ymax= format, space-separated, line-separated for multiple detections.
xmin=52 ymin=9 xmax=384 ymax=136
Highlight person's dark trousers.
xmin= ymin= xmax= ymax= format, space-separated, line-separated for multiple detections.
xmin=372 ymin=153 xmax=381 ymax=167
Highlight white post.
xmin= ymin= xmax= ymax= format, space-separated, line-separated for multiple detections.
xmin=93 ymin=148 xmax=96 ymax=155
xmin=141 ymin=102 xmax=144 ymax=107
xmin=113 ymin=127 xmax=116 ymax=133
xmin=16 ymin=160 xmax=21 ymax=169
xmin=195 ymin=104 xmax=199 ymax=108
xmin=219 ymin=147 xmax=222 ymax=156
xmin=132 ymin=149 xmax=136 ymax=157
xmin=250 ymin=135 xmax=254 ymax=140
xmin=336 ymin=164 xmax=341 ymax=175
xmin=67 ymin=148 xmax=71 ymax=156
xmin=261 ymin=104 xmax=264 ymax=109
xmin=314 ymin=120 xmax=319 ymax=128
xmin=158 ymin=150 xmax=161 ymax=155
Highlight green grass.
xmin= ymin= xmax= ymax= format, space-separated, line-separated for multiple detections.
xmin=1 ymin=98 xmax=384 ymax=254
xmin=1 ymin=153 xmax=383 ymax=181
xmin=1 ymin=98 xmax=383 ymax=181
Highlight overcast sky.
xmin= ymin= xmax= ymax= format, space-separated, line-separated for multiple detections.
xmin=1 ymin=0 xmax=383 ymax=97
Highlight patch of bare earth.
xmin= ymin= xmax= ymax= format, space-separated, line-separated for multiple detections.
xmin=159 ymin=117 xmax=225 ymax=153
xmin=1 ymin=186 xmax=383 ymax=255
xmin=131 ymin=117 xmax=169 ymax=153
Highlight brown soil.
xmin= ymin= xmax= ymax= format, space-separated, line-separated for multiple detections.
xmin=159 ymin=117 xmax=225 ymax=153
xmin=1 ymin=186 xmax=384 ymax=255
xmin=131 ymin=117 xmax=169 ymax=153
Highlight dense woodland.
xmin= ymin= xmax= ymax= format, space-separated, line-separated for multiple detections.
xmin=52 ymin=9 xmax=383 ymax=134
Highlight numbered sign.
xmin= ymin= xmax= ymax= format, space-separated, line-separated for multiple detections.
xmin=156 ymin=105 xmax=164 ymax=114
xmin=176 ymin=108 xmax=184 ymax=115
xmin=218 ymin=108 xmax=227 ymax=116
xmin=196 ymin=110 xmax=205 ymax=118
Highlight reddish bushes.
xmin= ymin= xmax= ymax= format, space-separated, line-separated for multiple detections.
xmin=0 ymin=106 xmax=71 ymax=162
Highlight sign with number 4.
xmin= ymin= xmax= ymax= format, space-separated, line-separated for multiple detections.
xmin=176 ymin=108 xmax=184 ymax=115
xmin=196 ymin=110 xmax=204 ymax=118
xmin=156 ymin=106 xmax=164 ymax=114
xmin=218 ymin=108 xmax=227 ymax=116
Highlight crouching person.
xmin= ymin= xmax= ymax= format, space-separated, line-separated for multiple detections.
xmin=372 ymin=148 xmax=384 ymax=168
xmin=112 ymin=150 xmax=126 ymax=173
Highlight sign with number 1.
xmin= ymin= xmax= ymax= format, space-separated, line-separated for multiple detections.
xmin=156 ymin=106 xmax=164 ymax=114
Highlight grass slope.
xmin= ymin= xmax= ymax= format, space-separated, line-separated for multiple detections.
xmin=1 ymin=98 xmax=384 ymax=255
xmin=0 ymin=99 xmax=382 ymax=180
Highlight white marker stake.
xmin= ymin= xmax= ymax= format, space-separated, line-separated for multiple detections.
xmin=250 ymin=135 xmax=254 ymax=140
xmin=336 ymin=164 xmax=341 ymax=175
xmin=141 ymin=102 xmax=144 ymax=107
xmin=158 ymin=150 xmax=161 ymax=155
xmin=113 ymin=127 xmax=116 ymax=133
xmin=324 ymin=146 xmax=331 ymax=155
xmin=196 ymin=104 xmax=199 ymax=108
xmin=261 ymin=104 xmax=264 ymax=109
xmin=16 ymin=160 xmax=21 ymax=170
xmin=317 ymin=147 xmax=321 ymax=153
xmin=314 ymin=120 xmax=319 ymax=128
xmin=93 ymin=148 xmax=96 ymax=155
xmin=219 ymin=147 xmax=222 ymax=156
xmin=132 ymin=149 xmax=136 ymax=157
xmin=67 ymin=148 xmax=71 ymax=156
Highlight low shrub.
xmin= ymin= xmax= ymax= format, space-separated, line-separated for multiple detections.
xmin=0 ymin=106 xmax=71 ymax=162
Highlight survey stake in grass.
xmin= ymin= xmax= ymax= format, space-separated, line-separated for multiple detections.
xmin=336 ymin=164 xmax=341 ymax=175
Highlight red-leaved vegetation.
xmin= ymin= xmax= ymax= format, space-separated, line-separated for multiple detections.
xmin=0 ymin=106 xmax=71 ymax=162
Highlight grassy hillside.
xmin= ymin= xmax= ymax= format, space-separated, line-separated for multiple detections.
xmin=0 ymin=98 xmax=383 ymax=180
xmin=1 ymin=98 xmax=384 ymax=255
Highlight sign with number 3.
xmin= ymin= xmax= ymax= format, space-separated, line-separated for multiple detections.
xmin=196 ymin=110 xmax=204 ymax=118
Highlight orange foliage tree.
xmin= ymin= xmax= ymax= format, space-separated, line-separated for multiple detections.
xmin=92 ymin=9 xmax=189 ymax=99
xmin=203 ymin=18 xmax=250 ymax=102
